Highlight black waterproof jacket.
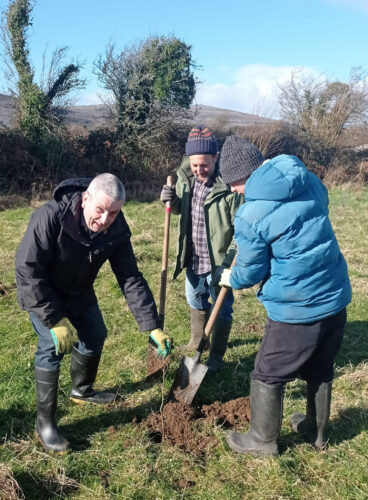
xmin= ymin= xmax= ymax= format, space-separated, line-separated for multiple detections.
xmin=15 ymin=178 xmax=160 ymax=331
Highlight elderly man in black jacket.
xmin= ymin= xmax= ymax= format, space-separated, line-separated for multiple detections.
xmin=15 ymin=173 xmax=170 ymax=453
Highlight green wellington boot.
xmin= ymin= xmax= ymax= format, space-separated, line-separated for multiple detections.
xmin=290 ymin=380 xmax=332 ymax=449
xmin=70 ymin=347 xmax=116 ymax=404
xmin=35 ymin=366 xmax=70 ymax=453
xmin=179 ymin=307 xmax=210 ymax=352
xmin=226 ymin=379 xmax=284 ymax=457
xmin=206 ymin=318 xmax=232 ymax=374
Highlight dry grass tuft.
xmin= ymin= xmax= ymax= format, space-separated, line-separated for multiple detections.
xmin=40 ymin=468 xmax=80 ymax=496
xmin=0 ymin=464 xmax=24 ymax=500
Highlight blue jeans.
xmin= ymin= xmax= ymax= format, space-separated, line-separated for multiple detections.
xmin=185 ymin=266 xmax=234 ymax=321
xmin=30 ymin=303 xmax=108 ymax=370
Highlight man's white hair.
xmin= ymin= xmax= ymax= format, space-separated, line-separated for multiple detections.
xmin=87 ymin=173 xmax=126 ymax=203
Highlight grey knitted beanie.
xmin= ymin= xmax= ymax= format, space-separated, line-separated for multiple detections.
xmin=220 ymin=136 xmax=264 ymax=184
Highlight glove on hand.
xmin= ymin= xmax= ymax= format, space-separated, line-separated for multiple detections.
xmin=149 ymin=328 xmax=171 ymax=359
xmin=160 ymin=184 xmax=176 ymax=203
xmin=50 ymin=319 xmax=77 ymax=355
xmin=219 ymin=268 xmax=232 ymax=288
xmin=212 ymin=265 xmax=227 ymax=287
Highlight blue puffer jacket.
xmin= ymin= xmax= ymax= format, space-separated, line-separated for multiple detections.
xmin=230 ymin=154 xmax=352 ymax=323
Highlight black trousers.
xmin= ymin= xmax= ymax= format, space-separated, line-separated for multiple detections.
xmin=252 ymin=308 xmax=347 ymax=385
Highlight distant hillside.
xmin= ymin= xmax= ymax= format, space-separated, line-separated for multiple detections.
xmin=0 ymin=93 xmax=271 ymax=130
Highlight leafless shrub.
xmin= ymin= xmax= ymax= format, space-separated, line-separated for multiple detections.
xmin=277 ymin=67 xmax=368 ymax=170
xmin=231 ymin=119 xmax=296 ymax=158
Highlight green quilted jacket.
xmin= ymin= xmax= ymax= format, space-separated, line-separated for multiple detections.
xmin=171 ymin=156 xmax=243 ymax=279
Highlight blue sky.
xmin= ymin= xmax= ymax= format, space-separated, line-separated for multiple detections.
xmin=1 ymin=0 xmax=368 ymax=115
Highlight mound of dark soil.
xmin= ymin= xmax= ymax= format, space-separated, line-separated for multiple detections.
xmin=142 ymin=397 xmax=250 ymax=455
xmin=201 ymin=397 xmax=251 ymax=426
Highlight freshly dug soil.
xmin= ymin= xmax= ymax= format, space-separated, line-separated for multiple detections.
xmin=143 ymin=397 xmax=250 ymax=455
xmin=201 ymin=397 xmax=251 ymax=426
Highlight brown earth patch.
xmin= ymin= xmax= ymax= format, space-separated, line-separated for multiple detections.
xmin=0 ymin=282 xmax=16 ymax=297
xmin=201 ymin=397 xmax=251 ymax=426
xmin=245 ymin=323 xmax=264 ymax=334
xmin=142 ymin=397 xmax=250 ymax=455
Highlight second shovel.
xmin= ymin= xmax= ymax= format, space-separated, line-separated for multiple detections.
xmin=167 ymin=257 xmax=236 ymax=404
xmin=146 ymin=175 xmax=173 ymax=377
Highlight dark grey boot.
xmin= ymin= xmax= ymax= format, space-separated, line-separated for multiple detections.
xmin=290 ymin=381 xmax=332 ymax=449
xmin=179 ymin=308 xmax=210 ymax=351
xmin=206 ymin=318 xmax=232 ymax=374
xmin=226 ymin=379 xmax=283 ymax=457
xmin=70 ymin=347 xmax=116 ymax=404
xmin=35 ymin=366 xmax=70 ymax=453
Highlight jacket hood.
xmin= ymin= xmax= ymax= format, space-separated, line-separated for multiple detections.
xmin=53 ymin=178 xmax=91 ymax=203
xmin=245 ymin=155 xmax=309 ymax=201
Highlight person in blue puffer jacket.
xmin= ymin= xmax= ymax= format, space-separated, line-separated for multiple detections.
xmin=215 ymin=135 xmax=352 ymax=457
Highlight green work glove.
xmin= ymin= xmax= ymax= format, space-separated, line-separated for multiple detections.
xmin=149 ymin=328 xmax=171 ymax=359
xmin=50 ymin=319 xmax=76 ymax=355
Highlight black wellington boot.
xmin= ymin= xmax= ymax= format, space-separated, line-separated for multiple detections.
xmin=35 ymin=366 xmax=70 ymax=453
xmin=70 ymin=347 xmax=116 ymax=404
xmin=206 ymin=318 xmax=232 ymax=374
xmin=290 ymin=380 xmax=332 ymax=449
xmin=226 ymin=379 xmax=284 ymax=457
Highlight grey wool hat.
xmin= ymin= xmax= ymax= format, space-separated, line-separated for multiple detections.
xmin=185 ymin=125 xmax=218 ymax=156
xmin=220 ymin=135 xmax=264 ymax=184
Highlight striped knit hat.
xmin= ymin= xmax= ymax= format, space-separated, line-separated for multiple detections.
xmin=220 ymin=135 xmax=264 ymax=184
xmin=185 ymin=125 xmax=218 ymax=156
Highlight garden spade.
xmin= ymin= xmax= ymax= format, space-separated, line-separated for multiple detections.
xmin=167 ymin=257 xmax=236 ymax=404
xmin=146 ymin=176 xmax=173 ymax=377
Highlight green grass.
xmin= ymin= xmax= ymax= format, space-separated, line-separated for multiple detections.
xmin=0 ymin=189 xmax=367 ymax=499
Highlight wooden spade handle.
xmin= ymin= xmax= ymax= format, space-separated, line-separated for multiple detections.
xmin=158 ymin=175 xmax=173 ymax=328
xmin=204 ymin=256 xmax=237 ymax=338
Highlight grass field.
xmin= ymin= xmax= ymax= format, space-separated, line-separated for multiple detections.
xmin=0 ymin=188 xmax=367 ymax=499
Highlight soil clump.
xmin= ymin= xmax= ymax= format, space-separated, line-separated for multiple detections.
xmin=143 ymin=397 xmax=250 ymax=455
xmin=146 ymin=343 xmax=170 ymax=377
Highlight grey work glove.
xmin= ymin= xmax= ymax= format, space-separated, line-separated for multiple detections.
xmin=160 ymin=184 xmax=176 ymax=203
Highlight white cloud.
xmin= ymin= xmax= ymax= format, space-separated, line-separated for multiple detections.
xmin=196 ymin=64 xmax=321 ymax=117
xmin=323 ymin=0 xmax=368 ymax=14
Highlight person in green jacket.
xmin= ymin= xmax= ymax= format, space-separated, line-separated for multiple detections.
xmin=160 ymin=126 xmax=243 ymax=373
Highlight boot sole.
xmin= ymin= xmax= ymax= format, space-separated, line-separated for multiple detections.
xmin=35 ymin=432 xmax=70 ymax=455
xmin=226 ymin=433 xmax=278 ymax=457
xmin=228 ymin=443 xmax=278 ymax=457
xmin=69 ymin=397 xmax=115 ymax=405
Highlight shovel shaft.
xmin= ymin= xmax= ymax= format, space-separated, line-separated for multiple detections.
xmin=146 ymin=175 xmax=173 ymax=378
xmin=204 ymin=285 xmax=230 ymax=337
xmin=193 ymin=256 xmax=237 ymax=361
xmin=204 ymin=255 xmax=236 ymax=338
xmin=158 ymin=175 xmax=173 ymax=328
